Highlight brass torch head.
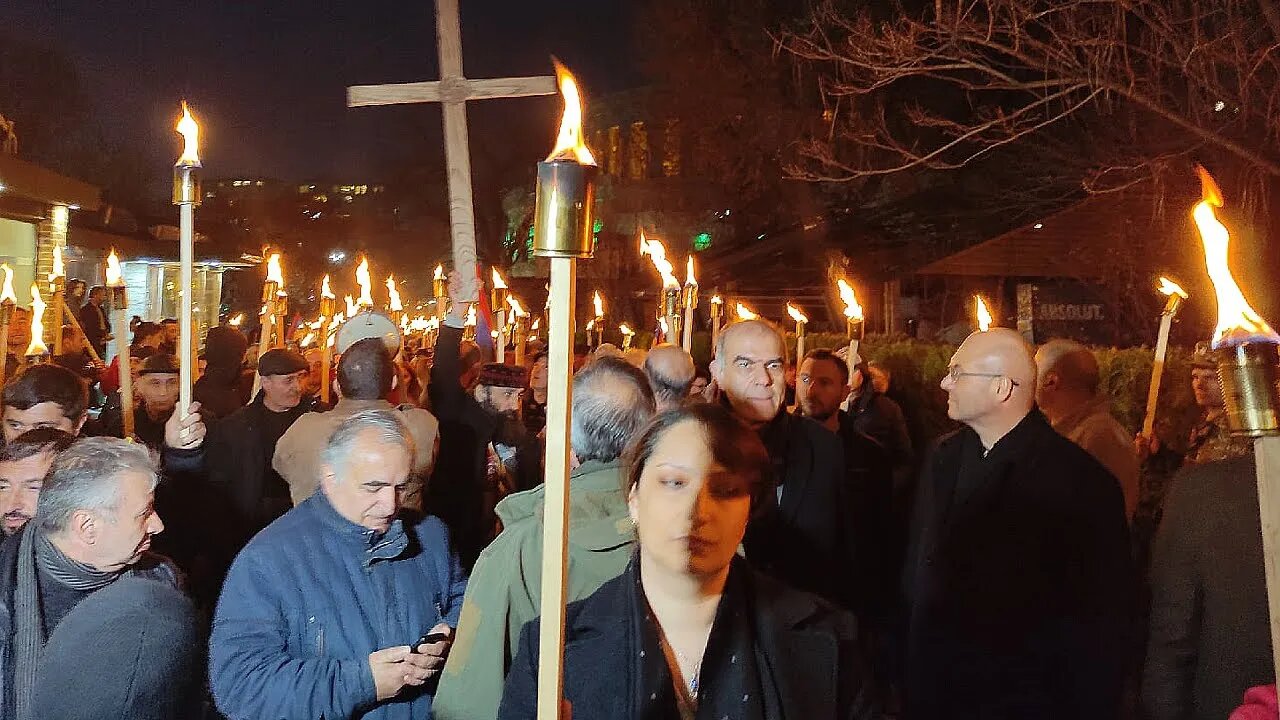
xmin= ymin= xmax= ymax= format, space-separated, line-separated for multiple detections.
xmin=1217 ymin=341 xmax=1280 ymax=437
xmin=661 ymin=286 xmax=682 ymax=318
xmin=534 ymin=160 xmax=597 ymax=259
xmin=172 ymin=165 xmax=203 ymax=206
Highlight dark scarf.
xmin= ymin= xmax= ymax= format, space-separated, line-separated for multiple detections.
xmin=632 ymin=556 xmax=768 ymax=720
xmin=13 ymin=528 xmax=120 ymax=720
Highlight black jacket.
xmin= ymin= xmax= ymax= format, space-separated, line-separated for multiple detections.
xmin=1143 ymin=456 xmax=1274 ymax=720
xmin=902 ymin=410 xmax=1133 ymax=719
xmin=498 ymin=557 xmax=883 ymax=720
xmin=77 ymin=302 xmax=110 ymax=356
xmin=743 ymin=409 xmax=858 ymax=609
xmin=204 ymin=393 xmax=314 ymax=550
xmin=0 ymin=525 xmax=180 ymax=716
xmin=835 ymin=411 xmax=895 ymax=623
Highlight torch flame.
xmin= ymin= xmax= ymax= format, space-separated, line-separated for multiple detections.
xmin=837 ymin=279 xmax=864 ymax=321
xmin=344 ymin=295 xmax=357 ymax=317
xmin=491 ymin=268 xmax=509 ymax=291
xmin=175 ymin=101 xmax=201 ymax=166
xmin=386 ymin=276 xmax=403 ymax=312
xmin=787 ymin=303 xmax=808 ymax=324
xmin=321 ymin=274 xmax=335 ymax=300
xmin=50 ymin=245 xmax=64 ymax=281
xmin=507 ymin=296 xmax=527 ymax=317
xmin=975 ymin=295 xmax=994 ymax=331
xmin=229 ymin=313 xmax=244 ymax=326
xmin=299 ymin=332 xmax=316 ymax=348
xmin=105 ymin=250 xmax=124 ymax=287
xmin=593 ymin=291 xmax=604 ymax=318
xmin=265 ymin=253 xmax=284 ymax=286
xmin=434 ymin=264 xmax=445 ymax=282
xmin=1191 ymin=165 xmax=1279 ymax=347
xmin=355 ymin=257 xmax=373 ymax=307
xmin=25 ymin=284 xmax=47 ymax=356
xmin=686 ymin=257 xmax=697 ymax=287
xmin=1157 ymin=276 xmax=1189 ymax=299
xmin=0 ymin=264 xmax=15 ymax=304
xmin=639 ymin=232 xmax=680 ymax=289
xmin=586 ymin=319 xmax=596 ymax=332
xmin=736 ymin=303 xmax=759 ymax=321
xmin=546 ymin=59 xmax=596 ymax=165
xmin=465 ymin=304 xmax=477 ymax=327
xmin=710 ymin=295 xmax=723 ymax=306
xmin=620 ymin=323 xmax=633 ymax=336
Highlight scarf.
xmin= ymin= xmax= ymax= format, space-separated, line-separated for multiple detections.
xmin=12 ymin=528 xmax=120 ymax=720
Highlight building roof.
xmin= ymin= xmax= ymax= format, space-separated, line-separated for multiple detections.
xmin=0 ymin=154 xmax=100 ymax=211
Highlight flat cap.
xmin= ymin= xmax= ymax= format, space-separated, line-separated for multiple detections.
xmin=258 ymin=348 xmax=309 ymax=377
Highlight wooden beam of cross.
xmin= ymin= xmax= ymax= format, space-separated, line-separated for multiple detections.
xmin=347 ymin=0 xmax=556 ymax=302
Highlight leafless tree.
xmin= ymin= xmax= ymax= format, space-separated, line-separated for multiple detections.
xmin=780 ymin=0 xmax=1280 ymax=198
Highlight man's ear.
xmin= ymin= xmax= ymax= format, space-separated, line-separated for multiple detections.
xmin=73 ymin=509 xmax=97 ymax=545
xmin=710 ymin=358 xmax=723 ymax=385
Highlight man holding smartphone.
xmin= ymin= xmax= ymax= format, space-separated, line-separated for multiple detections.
xmin=210 ymin=409 xmax=467 ymax=720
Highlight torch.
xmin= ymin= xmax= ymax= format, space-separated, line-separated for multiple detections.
xmin=49 ymin=244 xmax=65 ymax=355
xmin=736 ymin=302 xmax=759 ymax=321
xmin=251 ymin=253 xmax=284 ymax=397
xmin=787 ymin=303 xmax=809 ymax=364
xmin=592 ymin=291 xmax=605 ymax=348
xmin=1140 ymin=277 xmax=1189 ymax=440
xmin=682 ymin=257 xmax=698 ymax=353
xmin=386 ymin=275 xmax=404 ymax=329
xmin=709 ymin=293 xmax=724 ymax=349
xmin=24 ymin=284 xmax=49 ymax=365
xmin=620 ymin=323 xmax=634 ymax=351
xmin=319 ymin=275 xmax=336 ymax=405
xmin=1190 ymin=165 xmax=1280 ymax=684
xmin=640 ymin=232 xmax=681 ymax=344
xmin=0 ymin=264 xmax=16 ymax=383
xmin=356 ymin=256 xmax=374 ymax=309
xmin=105 ymin=250 xmax=134 ymax=438
xmin=533 ymin=59 xmax=597 ymax=720
xmin=838 ymin=278 xmax=866 ymax=361
xmin=492 ymin=268 xmax=510 ymax=363
xmin=433 ymin=264 xmax=448 ymax=322
xmin=173 ymin=101 xmax=202 ymax=417
xmin=464 ymin=304 xmax=477 ymax=342
xmin=509 ymin=296 xmax=528 ymax=366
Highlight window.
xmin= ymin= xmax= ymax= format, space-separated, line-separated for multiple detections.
xmin=628 ymin=122 xmax=648 ymax=180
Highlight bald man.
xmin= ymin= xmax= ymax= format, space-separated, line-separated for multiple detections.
xmin=643 ymin=344 xmax=696 ymax=412
xmin=903 ymin=328 xmax=1133 ymax=720
xmin=1036 ymin=339 xmax=1138 ymax=520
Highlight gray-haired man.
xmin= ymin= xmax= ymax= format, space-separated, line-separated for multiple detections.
xmin=210 ymin=409 xmax=467 ymax=720
xmin=0 ymin=437 xmax=177 ymax=719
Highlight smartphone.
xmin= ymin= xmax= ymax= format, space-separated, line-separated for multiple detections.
xmin=410 ymin=631 xmax=451 ymax=653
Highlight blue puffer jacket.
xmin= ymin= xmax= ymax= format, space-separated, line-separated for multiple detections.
xmin=209 ymin=492 xmax=467 ymax=720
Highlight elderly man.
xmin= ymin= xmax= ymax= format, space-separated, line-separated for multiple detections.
xmin=643 ymin=343 xmax=696 ymax=412
xmin=302 ymin=347 xmax=326 ymax=401
xmin=1036 ymin=339 xmax=1139 ymax=520
xmin=275 ymin=337 xmax=440 ymax=507
xmin=433 ymin=356 xmax=655 ymax=720
xmin=903 ymin=328 xmax=1132 ymax=719
xmin=0 ymin=429 xmax=76 ymax=537
xmin=100 ymin=354 xmax=181 ymax=449
xmin=2 ymin=364 xmax=89 ymax=442
xmin=0 ymin=437 xmax=176 ymax=718
xmin=205 ymin=348 xmax=316 ymax=548
xmin=711 ymin=320 xmax=855 ymax=608
xmin=210 ymin=409 xmax=467 ymax=720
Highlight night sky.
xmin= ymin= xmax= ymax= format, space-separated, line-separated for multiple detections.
xmin=0 ymin=0 xmax=640 ymax=182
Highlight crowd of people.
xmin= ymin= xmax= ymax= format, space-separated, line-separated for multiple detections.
xmin=0 ymin=270 xmax=1270 ymax=720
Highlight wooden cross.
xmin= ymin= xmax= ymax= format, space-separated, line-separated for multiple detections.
xmin=347 ymin=0 xmax=556 ymax=301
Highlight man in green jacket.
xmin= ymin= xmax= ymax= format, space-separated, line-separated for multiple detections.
xmin=433 ymin=356 xmax=656 ymax=720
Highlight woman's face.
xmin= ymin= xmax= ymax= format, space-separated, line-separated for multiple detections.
xmin=629 ymin=420 xmax=752 ymax=579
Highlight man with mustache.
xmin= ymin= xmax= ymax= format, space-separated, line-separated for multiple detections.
xmin=0 ymin=429 xmax=76 ymax=538
xmin=0 ymin=437 xmax=177 ymax=718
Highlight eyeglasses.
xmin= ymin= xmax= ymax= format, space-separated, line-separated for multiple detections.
xmin=946 ymin=365 xmax=1020 ymax=386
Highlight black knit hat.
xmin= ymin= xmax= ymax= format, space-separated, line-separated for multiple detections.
xmin=138 ymin=353 xmax=180 ymax=375
xmin=34 ymin=577 xmax=201 ymax=720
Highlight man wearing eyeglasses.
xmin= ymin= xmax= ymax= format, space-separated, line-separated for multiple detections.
xmin=901 ymin=327 xmax=1133 ymax=720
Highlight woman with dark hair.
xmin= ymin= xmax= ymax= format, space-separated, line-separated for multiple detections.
xmin=498 ymin=403 xmax=882 ymax=719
